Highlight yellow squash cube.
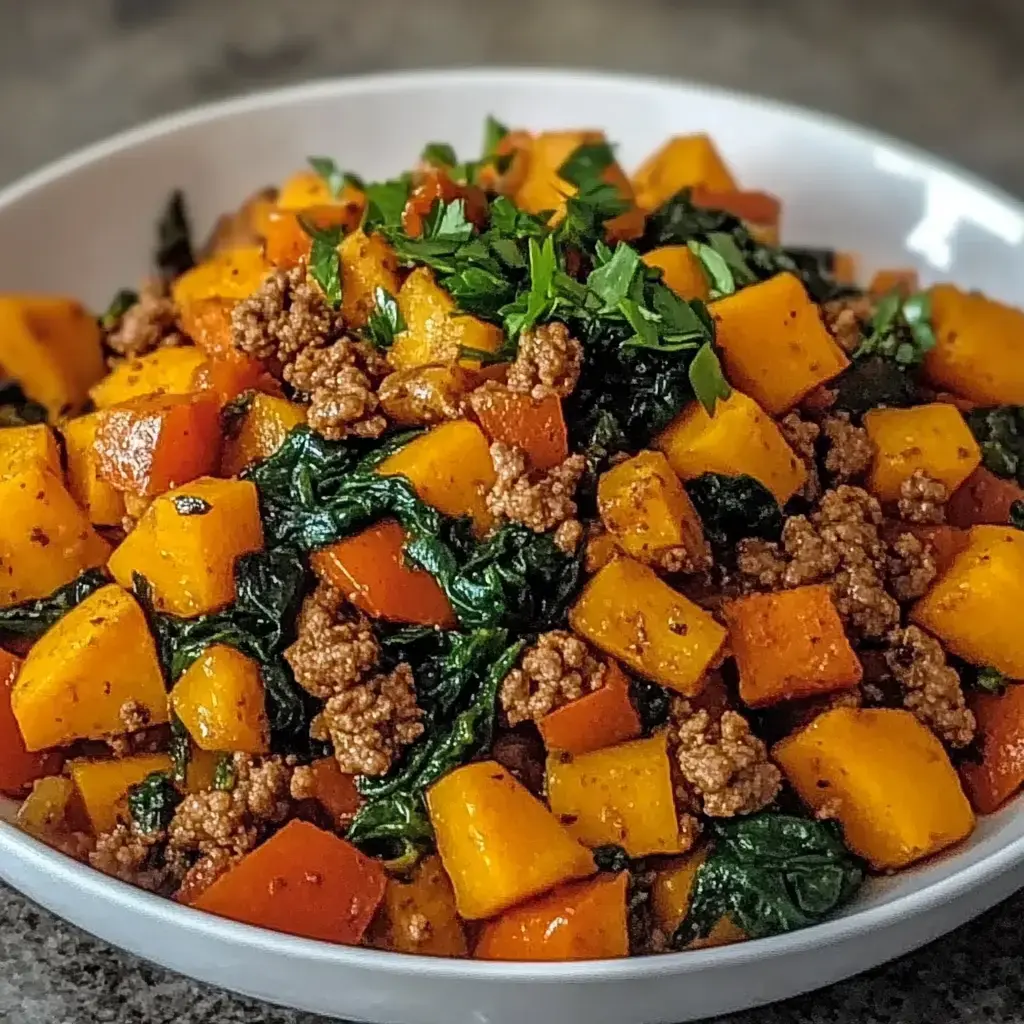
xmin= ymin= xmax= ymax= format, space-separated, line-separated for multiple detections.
xmin=631 ymin=134 xmax=738 ymax=212
xmin=597 ymin=450 xmax=706 ymax=568
xmin=0 ymin=424 xmax=61 ymax=482
xmin=774 ymin=707 xmax=974 ymax=870
xmin=377 ymin=419 xmax=496 ymax=534
xmin=220 ymin=393 xmax=307 ymax=476
xmin=0 ymin=467 xmax=110 ymax=608
xmin=171 ymin=644 xmax=269 ymax=754
xmin=427 ymin=761 xmax=595 ymax=920
xmin=0 ymin=295 xmax=105 ymax=418
xmin=641 ymin=246 xmax=710 ymax=301
xmin=546 ymin=733 xmax=686 ymax=857
xmin=62 ymin=413 xmax=126 ymax=526
xmin=863 ymin=403 xmax=981 ymax=503
xmin=711 ymin=273 xmax=849 ymax=415
xmin=911 ymin=526 xmax=1024 ymax=677
xmin=570 ymin=557 xmax=726 ymax=695
xmin=925 ymin=284 xmax=1024 ymax=404
xmin=88 ymin=346 xmax=208 ymax=409
xmin=12 ymin=584 xmax=168 ymax=751
xmin=655 ymin=390 xmax=806 ymax=504
xmin=388 ymin=267 xmax=503 ymax=371
xmin=170 ymin=246 xmax=270 ymax=306
xmin=69 ymin=753 xmax=172 ymax=834
xmin=340 ymin=230 xmax=402 ymax=329
xmin=108 ymin=477 xmax=264 ymax=617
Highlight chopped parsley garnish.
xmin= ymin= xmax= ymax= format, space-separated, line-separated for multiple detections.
xmin=127 ymin=771 xmax=182 ymax=835
xmin=363 ymin=286 xmax=406 ymax=349
xmin=854 ymin=289 xmax=936 ymax=367
xmin=297 ymin=215 xmax=343 ymax=308
xmin=420 ymin=142 xmax=459 ymax=169
xmin=98 ymin=288 xmax=139 ymax=331
xmin=362 ymin=175 xmax=413 ymax=233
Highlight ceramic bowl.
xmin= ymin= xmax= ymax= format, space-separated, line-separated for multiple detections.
xmin=1 ymin=69 xmax=1023 ymax=1024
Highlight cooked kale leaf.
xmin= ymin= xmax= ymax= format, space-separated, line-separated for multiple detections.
xmin=830 ymin=355 xmax=922 ymax=420
xmin=127 ymin=771 xmax=182 ymax=835
xmin=685 ymin=473 xmax=783 ymax=558
xmin=629 ymin=677 xmax=672 ymax=735
xmin=0 ymin=380 xmax=48 ymax=427
xmin=168 ymin=714 xmax=191 ymax=785
xmin=673 ymin=814 xmax=864 ymax=945
xmin=0 ymin=568 xmax=109 ymax=641
xmin=155 ymin=189 xmax=195 ymax=279
xmin=966 ymin=405 xmax=1024 ymax=486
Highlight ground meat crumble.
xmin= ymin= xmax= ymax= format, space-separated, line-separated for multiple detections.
xmin=897 ymin=469 xmax=948 ymax=524
xmin=105 ymin=279 xmax=184 ymax=359
xmin=779 ymin=412 xmax=821 ymax=501
xmin=500 ymin=630 xmax=606 ymax=726
xmin=505 ymin=321 xmax=583 ymax=399
xmin=822 ymin=294 xmax=875 ymax=354
xmin=822 ymin=413 xmax=874 ymax=482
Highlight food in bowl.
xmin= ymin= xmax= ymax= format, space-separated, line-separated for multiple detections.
xmin=1 ymin=120 xmax=1023 ymax=962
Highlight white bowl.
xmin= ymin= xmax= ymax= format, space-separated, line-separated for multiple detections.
xmin=1 ymin=69 xmax=1023 ymax=1024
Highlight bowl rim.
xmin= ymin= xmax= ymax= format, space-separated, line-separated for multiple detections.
xmin=1 ymin=65 xmax=1022 ymax=980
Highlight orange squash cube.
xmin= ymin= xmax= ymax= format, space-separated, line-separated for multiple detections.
xmin=632 ymin=134 xmax=738 ymax=212
xmin=220 ymin=393 xmax=307 ymax=476
xmin=340 ymin=230 xmax=402 ymax=329
xmin=468 ymin=388 xmax=569 ymax=472
xmin=178 ymin=298 xmax=235 ymax=358
xmin=0 ymin=424 xmax=61 ymax=482
xmin=641 ymin=246 xmax=710 ymax=302
xmin=960 ymin=683 xmax=1024 ymax=814
xmin=88 ymin=346 xmax=208 ymax=408
xmin=69 ymin=753 xmax=172 ymax=834
xmin=0 ymin=649 xmax=61 ymax=797
xmin=62 ymin=413 xmax=126 ymax=526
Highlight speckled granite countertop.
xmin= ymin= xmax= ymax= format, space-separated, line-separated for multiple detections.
xmin=3 ymin=1 xmax=1024 ymax=1021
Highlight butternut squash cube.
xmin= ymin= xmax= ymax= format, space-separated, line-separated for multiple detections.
xmin=220 ymin=393 xmax=307 ymax=476
xmin=108 ymin=477 xmax=264 ymax=617
xmin=170 ymin=644 xmax=269 ymax=754
xmin=62 ymin=413 xmax=126 ymax=526
xmin=0 ymin=424 xmax=61 ymax=481
xmin=641 ymin=246 xmax=710 ymax=301
xmin=12 ymin=584 xmax=167 ymax=751
xmin=377 ymin=419 xmax=496 ymax=534
xmin=631 ymin=134 xmax=738 ymax=212
xmin=597 ymin=450 xmax=707 ymax=569
xmin=17 ymin=775 xmax=78 ymax=838
xmin=546 ymin=732 xmax=686 ymax=857
xmin=924 ymin=284 xmax=1024 ymax=404
xmin=724 ymin=585 xmax=863 ymax=707
xmin=69 ymin=753 xmax=172 ymax=834
xmin=277 ymin=169 xmax=365 ymax=212
xmin=88 ymin=346 xmax=208 ymax=408
xmin=170 ymin=246 xmax=270 ymax=306
xmin=388 ymin=267 xmax=504 ymax=371
xmin=426 ymin=760 xmax=595 ymax=920
xmin=960 ymin=683 xmax=1024 ymax=814
xmin=775 ymin=707 xmax=974 ymax=870
xmin=910 ymin=526 xmax=1024 ymax=677
xmin=863 ymin=403 xmax=981 ymax=503
xmin=177 ymin=298 xmax=235 ymax=358
xmin=655 ymin=390 xmax=806 ymax=504
xmin=0 ymin=295 xmax=105 ymax=417
xmin=340 ymin=229 xmax=402 ymax=329
xmin=0 ymin=467 xmax=109 ymax=608
xmin=711 ymin=273 xmax=848 ymax=415
xmin=570 ymin=557 xmax=726 ymax=695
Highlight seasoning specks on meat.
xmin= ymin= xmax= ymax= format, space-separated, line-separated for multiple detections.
xmin=897 ymin=470 xmax=948 ymax=524
xmin=105 ymin=279 xmax=183 ymax=359
xmin=822 ymin=413 xmax=874 ymax=482
xmin=506 ymin=321 xmax=583 ymax=399
xmin=822 ymin=294 xmax=874 ymax=354
xmin=886 ymin=531 xmax=938 ymax=602
xmin=779 ymin=412 xmax=821 ymax=501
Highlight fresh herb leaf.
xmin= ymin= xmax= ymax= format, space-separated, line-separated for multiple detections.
xmin=421 ymin=142 xmax=459 ymax=169
xmin=308 ymin=155 xmax=351 ymax=198
xmin=99 ymin=288 xmax=139 ymax=331
xmin=687 ymin=342 xmax=732 ymax=415
xmin=500 ymin=235 xmax=558 ymax=337
xmin=0 ymin=568 xmax=108 ymax=641
xmin=557 ymin=142 xmax=616 ymax=188
xmin=363 ymin=175 xmax=413 ymax=233
xmin=482 ymin=115 xmax=509 ymax=158
xmin=297 ymin=215 xmax=342 ymax=308
xmin=168 ymin=714 xmax=191 ymax=786
xmin=155 ymin=189 xmax=195 ymax=279
xmin=213 ymin=753 xmax=237 ymax=791
xmin=854 ymin=290 xmax=936 ymax=367
xmin=966 ymin=406 xmax=1024 ymax=486
xmin=362 ymin=287 xmax=405 ymax=349
xmin=385 ymin=198 xmax=476 ymax=270
xmin=0 ymin=380 xmax=48 ymax=427
xmin=673 ymin=814 xmax=864 ymax=945
xmin=688 ymin=234 xmax=757 ymax=299
xmin=685 ymin=473 xmax=783 ymax=559
xmin=587 ymin=243 xmax=642 ymax=310
xmin=127 ymin=772 xmax=182 ymax=835
xmin=171 ymin=495 xmax=212 ymax=516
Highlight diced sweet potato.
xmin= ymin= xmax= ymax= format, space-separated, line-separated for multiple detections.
xmin=690 ymin=188 xmax=781 ymax=245
xmin=219 ymin=393 xmax=307 ymax=476
xmin=264 ymin=204 xmax=363 ymax=269
xmin=546 ymin=732 xmax=686 ymax=857
xmin=311 ymin=519 xmax=456 ymax=628
xmin=0 ymin=424 xmax=61 ymax=482
xmin=69 ymin=753 xmax=172 ymax=834
xmin=631 ymin=134 xmax=738 ymax=212
xmin=189 ymin=819 xmax=386 ymax=945
xmin=711 ymin=273 xmax=849 ymax=416
xmin=864 ymin=403 xmax=981 ymax=503
xmin=924 ymin=284 xmax=1024 ymax=405
xmin=946 ymin=467 xmax=1024 ymax=528
xmin=774 ymin=707 xmax=975 ymax=870
xmin=62 ymin=413 xmax=126 ymax=526
xmin=88 ymin=347 xmax=208 ymax=408
xmin=724 ymin=585 xmax=863 ymax=707
xmin=468 ymin=387 xmax=568 ymax=472
xmin=170 ymin=246 xmax=270 ymax=307
xmin=910 ymin=526 xmax=1024 ymax=677
xmin=177 ymin=298 xmax=235 ymax=358
xmin=108 ymin=477 xmax=264 ymax=617
xmin=294 ymin=756 xmax=362 ymax=827
xmin=0 ymin=295 xmax=105 ymax=417
xmin=170 ymin=644 xmax=269 ymax=754
xmin=960 ymin=683 xmax=1024 ymax=813
xmin=650 ymin=847 xmax=745 ymax=948
xmin=339 ymin=230 xmax=402 ymax=329
xmin=475 ymin=872 xmax=629 ymax=961
xmin=0 ymin=467 xmax=110 ymax=608
xmin=426 ymin=761 xmax=595 ymax=920
xmin=377 ymin=419 xmax=496 ymax=534
xmin=191 ymin=351 xmax=270 ymax=406
xmin=537 ymin=661 xmax=642 ymax=755
xmin=597 ymin=450 xmax=707 ymax=569
xmin=0 ymin=649 xmax=61 ymax=797
xmin=641 ymin=246 xmax=710 ymax=302
xmin=570 ymin=557 xmax=726 ymax=695
xmin=12 ymin=584 xmax=167 ymax=751
xmin=655 ymin=389 xmax=806 ymax=504
xmin=94 ymin=392 xmax=222 ymax=498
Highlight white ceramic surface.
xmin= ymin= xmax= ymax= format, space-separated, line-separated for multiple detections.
xmin=1 ymin=69 xmax=1023 ymax=1024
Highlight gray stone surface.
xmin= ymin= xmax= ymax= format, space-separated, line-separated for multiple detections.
xmin=2 ymin=0 xmax=1024 ymax=1021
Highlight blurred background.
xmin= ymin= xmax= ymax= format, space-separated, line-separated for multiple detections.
xmin=2 ymin=0 xmax=1024 ymax=195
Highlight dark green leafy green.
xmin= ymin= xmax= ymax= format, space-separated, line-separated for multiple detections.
xmin=127 ymin=771 xmax=182 ymax=835
xmin=421 ymin=142 xmax=459 ymax=169
xmin=0 ymin=381 xmax=48 ymax=427
xmin=98 ymin=288 xmax=139 ymax=331
xmin=155 ymin=189 xmax=195 ymax=279
xmin=297 ymin=216 xmax=342 ymax=308
xmin=362 ymin=286 xmax=405 ymax=349
xmin=966 ymin=406 xmax=1024 ymax=486
xmin=629 ymin=677 xmax=672 ymax=735
xmin=168 ymin=714 xmax=190 ymax=786
xmin=673 ymin=814 xmax=864 ymax=945
xmin=592 ymin=844 xmax=631 ymax=873
xmin=219 ymin=391 xmax=255 ymax=440
xmin=0 ymin=568 xmax=109 ymax=641
xmin=362 ymin=175 xmax=413 ymax=233
xmin=688 ymin=235 xmax=757 ymax=298
xmin=854 ymin=290 xmax=936 ymax=367
xmin=482 ymin=115 xmax=509 ymax=160
xmin=685 ymin=473 xmax=783 ymax=558
xmin=688 ymin=342 xmax=733 ymax=415
xmin=830 ymin=355 xmax=921 ymax=420
xmin=968 ymin=665 xmax=1008 ymax=695
xmin=214 ymin=753 xmax=237 ymax=791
